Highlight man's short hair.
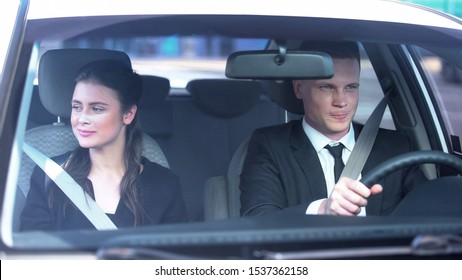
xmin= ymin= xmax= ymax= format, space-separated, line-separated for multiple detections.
xmin=299 ymin=41 xmax=360 ymax=64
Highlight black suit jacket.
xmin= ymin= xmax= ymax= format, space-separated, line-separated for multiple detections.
xmin=20 ymin=153 xmax=189 ymax=231
xmin=240 ymin=120 xmax=427 ymax=216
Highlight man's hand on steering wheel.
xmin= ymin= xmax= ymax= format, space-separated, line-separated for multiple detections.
xmin=318 ymin=177 xmax=382 ymax=216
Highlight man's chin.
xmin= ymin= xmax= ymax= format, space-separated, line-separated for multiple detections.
xmin=326 ymin=125 xmax=350 ymax=139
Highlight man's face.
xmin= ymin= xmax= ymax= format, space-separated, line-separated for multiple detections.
xmin=293 ymin=58 xmax=360 ymax=140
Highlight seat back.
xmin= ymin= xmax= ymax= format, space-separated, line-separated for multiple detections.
xmin=202 ymin=82 xmax=303 ymax=220
xmin=196 ymin=79 xmax=285 ymax=220
xmin=226 ymin=138 xmax=249 ymax=218
xmin=170 ymin=78 xmax=280 ymax=221
xmin=203 ymin=138 xmax=249 ymax=220
xmin=15 ymin=49 xmax=170 ymax=231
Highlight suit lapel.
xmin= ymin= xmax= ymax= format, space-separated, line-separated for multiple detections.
xmin=290 ymin=122 xmax=328 ymax=200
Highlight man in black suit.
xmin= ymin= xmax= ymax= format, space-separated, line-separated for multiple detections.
xmin=240 ymin=41 xmax=428 ymax=217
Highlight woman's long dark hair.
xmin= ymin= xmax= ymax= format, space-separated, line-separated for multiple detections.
xmin=57 ymin=59 xmax=145 ymax=226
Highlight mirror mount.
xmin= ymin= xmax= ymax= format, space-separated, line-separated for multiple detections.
xmin=274 ymin=40 xmax=287 ymax=66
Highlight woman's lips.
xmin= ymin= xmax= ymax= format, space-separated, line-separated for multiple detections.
xmin=77 ymin=129 xmax=95 ymax=137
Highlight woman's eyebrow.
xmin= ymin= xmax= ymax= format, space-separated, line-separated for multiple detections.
xmin=88 ymin=102 xmax=109 ymax=106
xmin=71 ymin=99 xmax=109 ymax=106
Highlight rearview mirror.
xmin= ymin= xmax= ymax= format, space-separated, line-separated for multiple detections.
xmin=225 ymin=50 xmax=334 ymax=79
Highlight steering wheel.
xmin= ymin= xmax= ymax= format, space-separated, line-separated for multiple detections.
xmin=360 ymin=150 xmax=462 ymax=187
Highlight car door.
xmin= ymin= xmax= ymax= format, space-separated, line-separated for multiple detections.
xmin=0 ymin=0 xmax=30 ymax=252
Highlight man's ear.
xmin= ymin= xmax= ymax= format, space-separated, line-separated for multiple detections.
xmin=292 ymin=80 xmax=303 ymax=100
xmin=123 ymin=105 xmax=137 ymax=125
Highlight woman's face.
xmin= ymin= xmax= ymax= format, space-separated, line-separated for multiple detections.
xmin=71 ymin=81 xmax=136 ymax=151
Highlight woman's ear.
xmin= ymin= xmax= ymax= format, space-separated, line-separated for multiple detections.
xmin=123 ymin=105 xmax=137 ymax=125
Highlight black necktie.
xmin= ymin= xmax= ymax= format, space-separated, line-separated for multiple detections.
xmin=325 ymin=144 xmax=345 ymax=183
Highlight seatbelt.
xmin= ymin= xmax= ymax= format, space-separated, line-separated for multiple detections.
xmin=340 ymin=94 xmax=389 ymax=181
xmin=22 ymin=143 xmax=117 ymax=230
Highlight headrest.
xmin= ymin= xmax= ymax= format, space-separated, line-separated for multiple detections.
xmin=38 ymin=48 xmax=131 ymax=118
xmin=139 ymin=75 xmax=170 ymax=106
xmin=266 ymin=80 xmax=304 ymax=114
xmin=138 ymin=75 xmax=172 ymax=137
xmin=28 ymin=85 xmax=58 ymax=127
xmin=186 ymin=79 xmax=262 ymax=118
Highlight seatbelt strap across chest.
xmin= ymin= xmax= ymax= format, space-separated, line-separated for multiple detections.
xmin=23 ymin=142 xmax=117 ymax=230
xmin=340 ymin=94 xmax=389 ymax=180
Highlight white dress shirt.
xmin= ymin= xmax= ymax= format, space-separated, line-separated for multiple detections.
xmin=302 ymin=119 xmax=366 ymax=216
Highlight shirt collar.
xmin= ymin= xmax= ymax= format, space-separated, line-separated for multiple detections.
xmin=302 ymin=118 xmax=355 ymax=153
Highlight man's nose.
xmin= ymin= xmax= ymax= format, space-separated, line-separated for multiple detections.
xmin=332 ymin=90 xmax=347 ymax=106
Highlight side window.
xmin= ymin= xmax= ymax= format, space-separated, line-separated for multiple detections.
xmin=414 ymin=46 xmax=462 ymax=153
xmin=356 ymin=45 xmax=394 ymax=130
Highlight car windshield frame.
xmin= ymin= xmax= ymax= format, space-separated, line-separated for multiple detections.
xmin=2 ymin=0 xmax=462 ymax=259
